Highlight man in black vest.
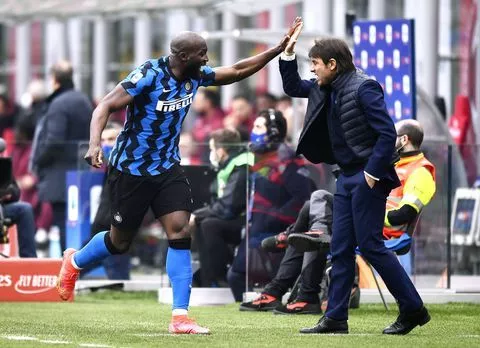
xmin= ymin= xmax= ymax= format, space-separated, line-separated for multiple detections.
xmin=278 ymin=24 xmax=430 ymax=335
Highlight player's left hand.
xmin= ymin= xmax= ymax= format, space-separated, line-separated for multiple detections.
xmin=278 ymin=17 xmax=303 ymax=52
xmin=85 ymin=145 xmax=103 ymax=168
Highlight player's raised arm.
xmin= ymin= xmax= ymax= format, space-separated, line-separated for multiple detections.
xmin=212 ymin=17 xmax=302 ymax=86
xmin=84 ymin=85 xmax=133 ymax=167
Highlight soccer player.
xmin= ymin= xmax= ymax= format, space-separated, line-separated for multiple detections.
xmin=56 ymin=18 xmax=302 ymax=335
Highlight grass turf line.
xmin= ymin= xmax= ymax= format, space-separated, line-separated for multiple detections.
xmin=0 ymin=291 xmax=479 ymax=347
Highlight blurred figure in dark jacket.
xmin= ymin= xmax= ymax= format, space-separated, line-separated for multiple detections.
xmin=30 ymin=60 xmax=93 ymax=250
xmin=192 ymin=128 xmax=252 ymax=287
xmin=0 ymin=154 xmax=37 ymax=258
xmin=227 ymin=109 xmax=315 ymax=301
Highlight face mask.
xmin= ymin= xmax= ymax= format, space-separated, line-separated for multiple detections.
xmin=102 ymin=144 xmax=114 ymax=163
xmin=209 ymin=150 xmax=220 ymax=169
xmin=249 ymin=131 xmax=269 ymax=153
xmin=395 ymin=137 xmax=406 ymax=154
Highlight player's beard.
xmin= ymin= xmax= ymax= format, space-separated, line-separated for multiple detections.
xmin=185 ymin=62 xmax=202 ymax=79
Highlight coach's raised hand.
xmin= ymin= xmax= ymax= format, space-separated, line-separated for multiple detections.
xmin=284 ymin=18 xmax=303 ymax=55
xmin=279 ymin=17 xmax=303 ymax=51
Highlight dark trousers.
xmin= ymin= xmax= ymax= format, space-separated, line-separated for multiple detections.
xmin=3 ymin=202 xmax=37 ymax=257
xmin=326 ymin=171 xmax=423 ymax=320
xmin=51 ymin=202 xmax=66 ymax=251
xmin=196 ymin=215 xmax=243 ymax=286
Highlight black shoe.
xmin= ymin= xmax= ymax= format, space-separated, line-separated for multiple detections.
xmin=261 ymin=232 xmax=288 ymax=253
xmin=288 ymin=231 xmax=331 ymax=252
xmin=300 ymin=316 xmax=348 ymax=334
xmin=239 ymin=294 xmax=281 ymax=312
xmin=273 ymin=300 xmax=322 ymax=315
xmin=383 ymin=306 xmax=431 ymax=335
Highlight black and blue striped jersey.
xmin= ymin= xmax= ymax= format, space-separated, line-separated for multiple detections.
xmin=110 ymin=56 xmax=215 ymax=176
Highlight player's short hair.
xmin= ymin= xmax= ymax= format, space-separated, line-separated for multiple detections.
xmin=210 ymin=128 xmax=241 ymax=153
xmin=50 ymin=60 xmax=74 ymax=86
xmin=309 ymin=38 xmax=356 ymax=74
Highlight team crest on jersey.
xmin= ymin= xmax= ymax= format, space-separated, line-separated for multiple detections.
xmin=184 ymin=81 xmax=192 ymax=92
xmin=156 ymin=93 xmax=194 ymax=112
xmin=114 ymin=212 xmax=123 ymax=223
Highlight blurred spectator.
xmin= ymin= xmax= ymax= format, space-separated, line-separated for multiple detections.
xmin=0 ymin=95 xmax=14 ymax=137
xmin=276 ymin=95 xmax=294 ymax=141
xmin=192 ymin=128 xmax=252 ymax=287
xmin=17 ymin=79 xmax=48 ymax=136
xmin=11 ymin=120 xmax=53 ymax=234
xmin=0 ymin=158 xmax=37 ymax=258
xmin=0 ymin=94 xmax=26 ymax=153
xmin=18 ymin=80 xmax=47 ymax=136
xmin=224 ymin=95 xmax=254 ymax=141
xmin=191 ymin=88 xmax=225 ymax=163
xmin=30 ymin=60 xmax=93 ymax=250
xmin=179 ymin=132 xmax=202 ymax=165
xmin=227 ymin=109 xmax=315 ymax=301
xmin=256 ymin=92 xmax=277 ymax=111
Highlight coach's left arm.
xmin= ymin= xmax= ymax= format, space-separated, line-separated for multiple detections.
xmin=212 ymin=17 xmax=302 ymax=86
xmin=359 ymin=80 xmax=397 ymax=181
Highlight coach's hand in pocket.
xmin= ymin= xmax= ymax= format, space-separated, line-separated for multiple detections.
xmin=364 ymin=173 xmax=376 ymax=189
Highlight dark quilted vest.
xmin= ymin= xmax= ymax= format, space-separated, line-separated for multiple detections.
xmin=331 ymin=70 xmax=377 ymax=159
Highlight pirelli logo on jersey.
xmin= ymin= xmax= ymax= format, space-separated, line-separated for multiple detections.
xmin=156 ymin=93 xmax=193 ymax=112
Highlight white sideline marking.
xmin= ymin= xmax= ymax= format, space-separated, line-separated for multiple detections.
xmin=2 ymin=336 xmax=112 ymax=347
xmin=3 ymin=335 xmax=38 ymax=341
xmin=39 ymin=339 xmax=72 ymax=344
xmin=458 ymin=334 xmax=480 ymax=338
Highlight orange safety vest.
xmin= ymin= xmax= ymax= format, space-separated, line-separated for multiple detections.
xmin=383 ymin=153 xmax=436 ymax=239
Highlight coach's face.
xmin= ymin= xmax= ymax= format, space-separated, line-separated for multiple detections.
xmin=310 ymin=57 xmax=337 ymax=86
xmin=184 ymin=40 xmax=209 ymax=79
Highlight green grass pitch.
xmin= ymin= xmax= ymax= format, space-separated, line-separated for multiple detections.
xmin=0 ymin=291 xmax=479 ymax=347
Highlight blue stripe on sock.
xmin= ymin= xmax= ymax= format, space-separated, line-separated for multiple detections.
xmin=73 ymin=231 xmax=112 ymax=268
xmin=166 ymin=247 xmax=192 ymax=310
